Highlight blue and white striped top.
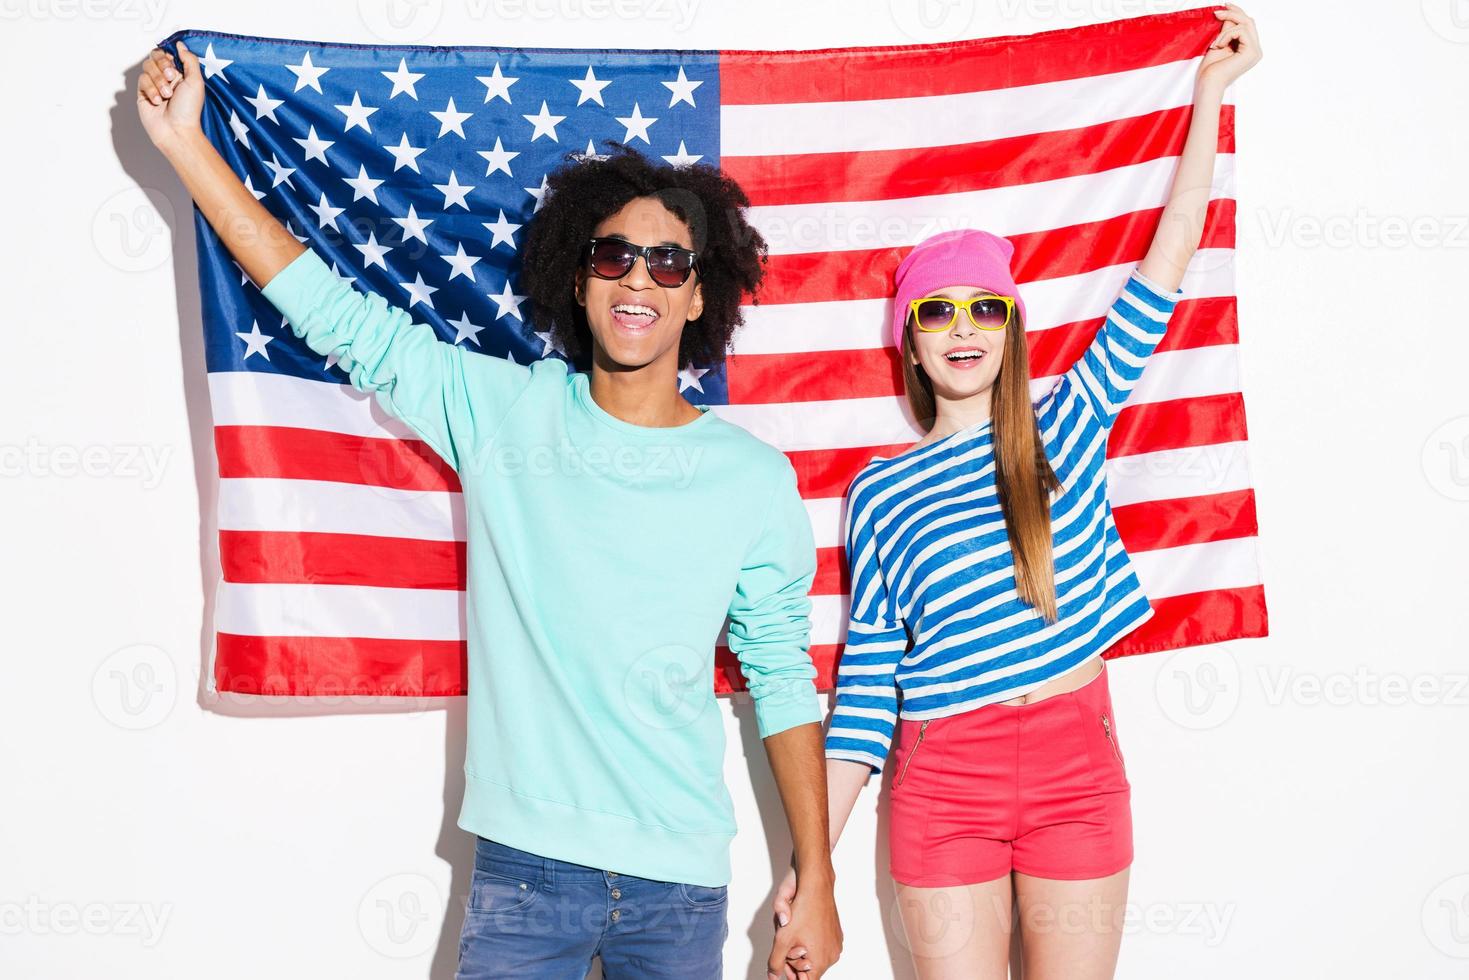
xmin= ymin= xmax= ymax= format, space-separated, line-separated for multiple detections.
xmin=824 ymin=268 xmax=1182 ymax=773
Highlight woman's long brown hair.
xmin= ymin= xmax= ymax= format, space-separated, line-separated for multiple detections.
xmin=900 ymin=310 xmax=1063 ymax=624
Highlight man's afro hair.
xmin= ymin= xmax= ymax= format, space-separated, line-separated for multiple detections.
xmin=519 ymin=141 xmax=768 ymax=371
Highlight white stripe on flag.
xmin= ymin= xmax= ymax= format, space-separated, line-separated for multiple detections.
xmin=216 ymin=581 xmax=464 ymax=640
xmin=721 ymin=57 xmax=1221 ymax=157
xmin=218 ymin=477 xmax=463 ymax=540
xmin=733 ymin=251 xmax=1236 ymax=356
xmin=747 ymin=155 xmax=1235 ymax=256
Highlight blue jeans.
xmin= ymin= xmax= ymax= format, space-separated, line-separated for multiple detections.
xmin=455 ymin=836 xmax=728 ymax=979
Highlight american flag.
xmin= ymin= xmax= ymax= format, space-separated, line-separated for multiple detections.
xmin=164 ymin=6 xmax=1267 ymax=699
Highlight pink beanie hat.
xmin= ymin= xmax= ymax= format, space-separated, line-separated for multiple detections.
xmin=891 ymin=229 xmax=1026 ymax=350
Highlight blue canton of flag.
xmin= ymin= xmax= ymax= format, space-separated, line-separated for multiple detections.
xmin=173 ymin=33 xmax=727 ymax=402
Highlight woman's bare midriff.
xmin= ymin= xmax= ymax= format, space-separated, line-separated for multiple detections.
xmin=996 ymin=656 xmax=1105 ymax=705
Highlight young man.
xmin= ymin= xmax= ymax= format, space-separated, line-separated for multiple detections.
xmin=137 ymin=40 xmax=841 ymax=980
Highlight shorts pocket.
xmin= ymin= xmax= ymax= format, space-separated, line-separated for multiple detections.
xmin=467 ymin=866 xmax=540 ymax=915
xmin=676 ymin=881 xmax=728 ymax=909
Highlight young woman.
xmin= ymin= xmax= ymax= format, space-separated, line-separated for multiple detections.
xmin=776 ymin=7 xmax=1261 ymax=979
xmin=136 ymin=42 xmax=842 ymax=979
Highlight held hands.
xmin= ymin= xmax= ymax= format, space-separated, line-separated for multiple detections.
xmin=1199 ymin=5 xmax=1263 ymax=94
xmin=136 ymin=40 xmax=205 ymax=152
xmin=769 ymin=863 xmax=842 ymax=979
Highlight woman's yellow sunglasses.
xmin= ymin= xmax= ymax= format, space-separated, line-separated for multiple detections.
xmin=908 ymin=294 xmax=1016 ymax=332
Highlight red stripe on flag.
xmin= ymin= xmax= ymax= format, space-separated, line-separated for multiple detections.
xmin=219 ymin=529 xmax=466 ymax=589
xmin=1109 ymin=392 xmax=1249 ymax=458
xmin=1028 ymin=295 xmax=1239 ymax=373
xmin=719 ymin=8 xmax=1219 ymax=104
xmin=1114 ymin=489 xmax=1262 ymax=554
xmin=214 ymin=632 xmax=468 ymax=697
xmin=726 ymin=105 xmax=1235 ymax=207
xmin=215 ymin=425 xmax=461 ymax=492
xmin=787 ymin=442 xmax=912 ymax=499
xmin=813 ymin=545 xmax=847 ymax=596
xmin=728 ymin=293 xmax=1232 ymax=406
xmin=753 ymin=201 xmax=1235 ymax=307
xmin=715 ymin=644 xmax=842 ymax=693
xmin=1104 ymin=585 xmax=1269 ymax=658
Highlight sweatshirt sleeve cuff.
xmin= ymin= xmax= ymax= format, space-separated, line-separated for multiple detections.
xmin=754 ymin=680 xmax=824 ymax=739
xmin=259 ymin=247 xmax=346 ymax=328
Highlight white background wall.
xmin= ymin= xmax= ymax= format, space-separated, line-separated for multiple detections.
xmin=4 ymin=1 xmax=1469 ymax=977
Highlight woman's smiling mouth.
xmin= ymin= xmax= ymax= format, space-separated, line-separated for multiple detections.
xmin=944 ymin=346 xmax=987 ymax=368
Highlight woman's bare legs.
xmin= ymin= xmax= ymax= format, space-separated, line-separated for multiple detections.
xmin=895 ymin=875 xmax=1012 ymax=980
xmin=1013 ymin=868 xmax=1129 ymax=980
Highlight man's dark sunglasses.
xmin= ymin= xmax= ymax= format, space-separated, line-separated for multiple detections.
xmin=584 ymin=237 xmax=700 ymax=288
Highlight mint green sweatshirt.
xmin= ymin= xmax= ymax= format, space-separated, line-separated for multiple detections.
xmin=259 ymin=247 xmax=822 ymax=887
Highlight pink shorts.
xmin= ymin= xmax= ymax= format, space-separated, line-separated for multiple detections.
xmin=888 ymin=661 xmax=1132 ymax=886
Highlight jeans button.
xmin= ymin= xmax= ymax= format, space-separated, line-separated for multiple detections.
xmin=611 ymin=909 xmax=621 ymax=921
xmin=611 ymin=888 xmax=621 ymax=899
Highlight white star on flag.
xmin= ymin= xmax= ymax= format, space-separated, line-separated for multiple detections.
xmin=246 ymin=84 xmax=283 ymax=122
xmin=432 ymin=97 xmax=473 ymax=138
xmin=286 ymin=51 xmax=329 ymax=93
xmin=309 ymin=192 xmax=345 ymax=230
xmin=383 ymin=133 xmax=427 ymax=172
xmin=477 ymin=63 xmax=518 ymax=103
xmin=382 ymin=58 xmax=424 ymax=99
xmin=343 ymin=164 xmax=384 ymax=203
xmin=662 ymin=66 xmax=702 ymax=107
xmin=662 ymin=141 xmax=703 ymax=167
xmin=400 ymin=272 xmax=439 ymax=308
xmin=434 ymin=170 xmax=475 ymax=210
xmin=236 ymin=320 xmax=273 ymax=360
xmin=449 ymin=311 xmax=486 ymax=346
xmin=392 ymin=204 xmax=434 ymax=244
xmin=199 ymin=43 xmax=232 ymax=80
xmin=335 ymin=92 xmax=378 ymax=133
xmin=441 ymin=242 xmax=482 ymax=282
xmin=477 ymin=137 xmax=519 ymax=177
xmin=489 ymin=281 xmax=528 ymax=321
xmin=616 ymin=103 xmax=657 ymax=143
xmin=293 ymin=126 xmax=334 ymax=164
xmin=678 ymin=365 xmax=710 ymax=393
xmin=482 ymin=210 xmax=522 ymax=250
xmin=523 ymin=101 xmax=566 ymax=142
xmin=353 ymin=231 xmax=392 ymax=270
xmin=570 ymin=66 xmax=612 ymax=106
